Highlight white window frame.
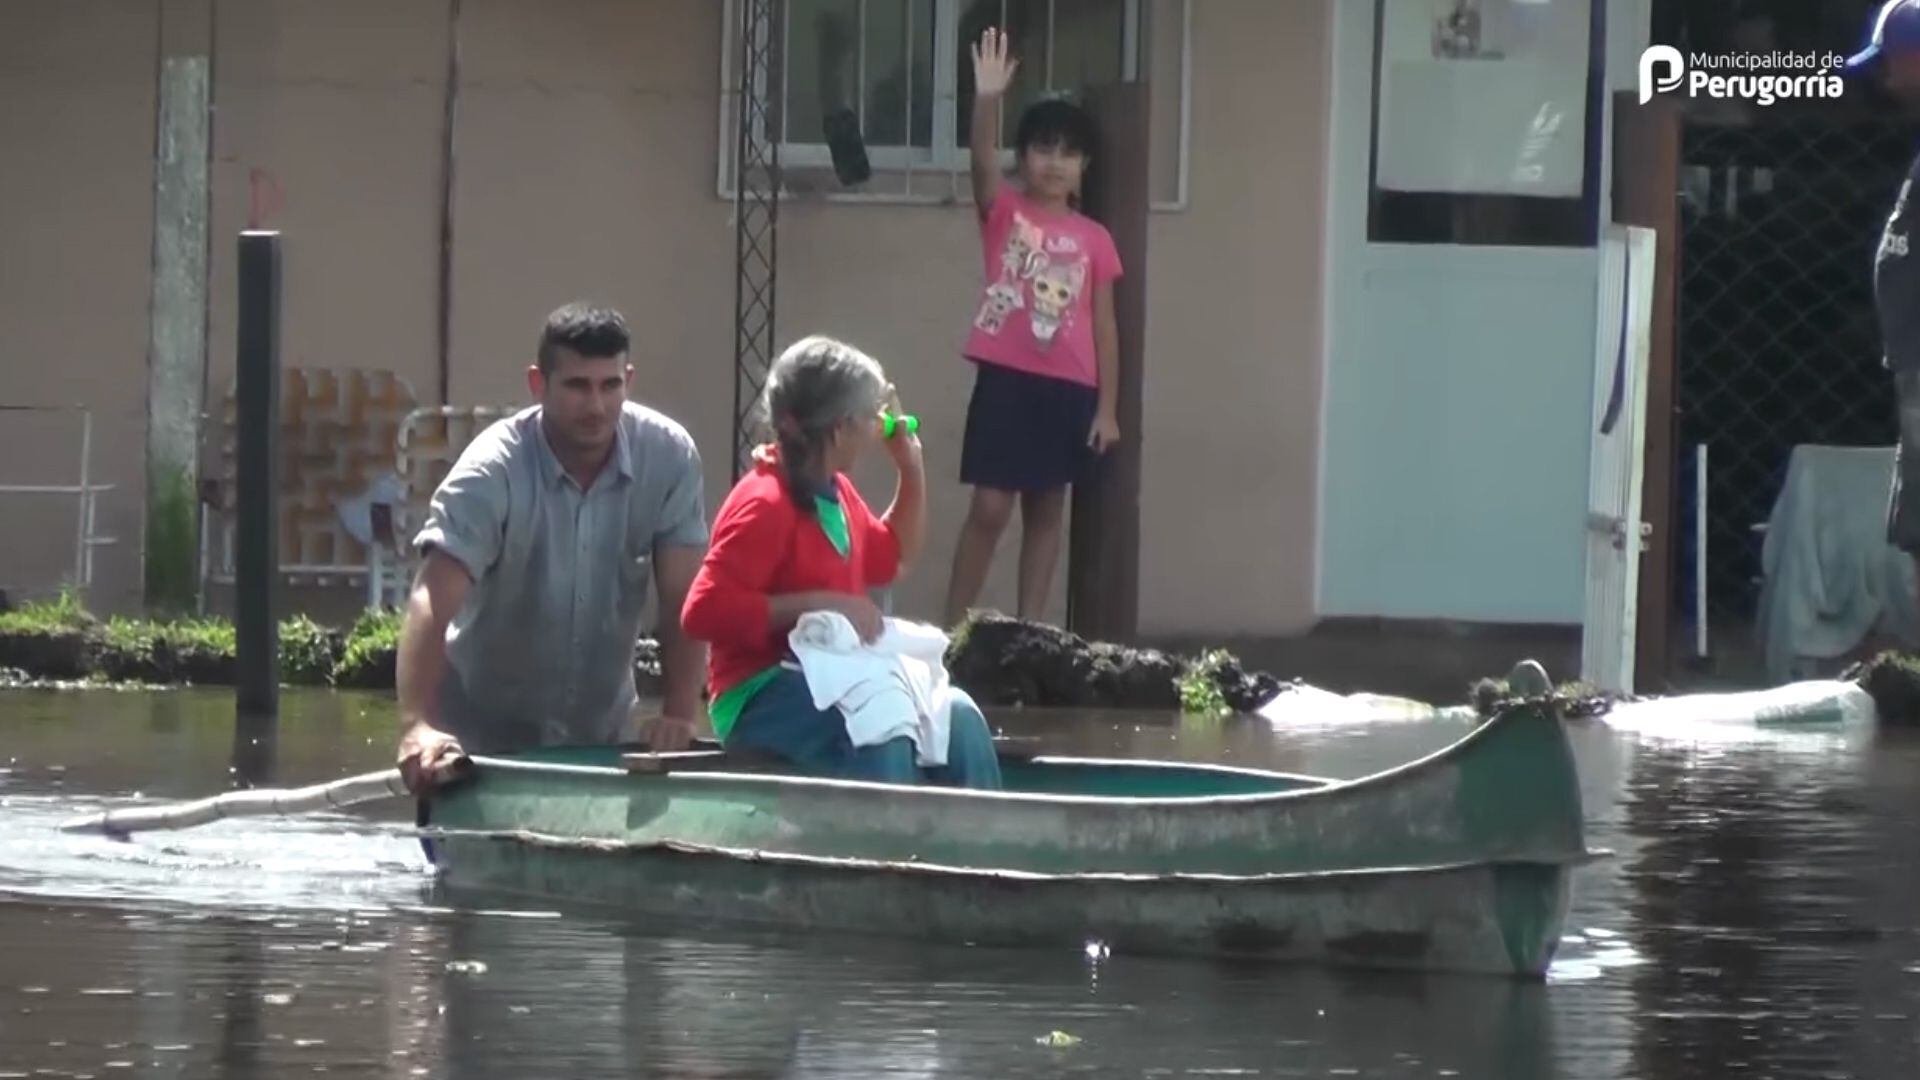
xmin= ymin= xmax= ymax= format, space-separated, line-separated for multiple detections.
xmin=716 ymin=0 xmax=1189 ymax=210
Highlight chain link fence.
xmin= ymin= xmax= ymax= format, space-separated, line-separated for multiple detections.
xmin=1677 ymin=116 xmax=1911 ymax=661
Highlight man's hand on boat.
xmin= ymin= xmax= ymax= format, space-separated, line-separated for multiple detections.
xmin=396 ymin=719 xmax=469 ymax=795
xmin=637 ymin=711 xmax=701 ymax=753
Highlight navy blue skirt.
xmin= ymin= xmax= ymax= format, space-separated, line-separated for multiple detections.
xmin=959 ymin=360 xmax=1099 ymax=492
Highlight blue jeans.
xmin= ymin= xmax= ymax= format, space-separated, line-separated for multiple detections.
xmin=724 ymin=668 xmax=1004 ymax=790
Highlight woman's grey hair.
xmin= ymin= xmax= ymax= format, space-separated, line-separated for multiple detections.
xmin=761 ymin=334 xmax=890 ymax=509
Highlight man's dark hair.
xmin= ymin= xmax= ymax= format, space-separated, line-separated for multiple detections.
xmin=1014 ymin=95 xmax=1097 ymax=160
xmin=537 ymin=302 xmax=631 ymax=373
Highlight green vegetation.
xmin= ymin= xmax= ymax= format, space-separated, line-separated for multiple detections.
xmin=279 ymin=614 xmax=342 ymax=685
xmin=94 ymin=613 xmax=237 ymax=684
xmin=1845 ymin=650 xmax=1920 ymax=726
xmin=0 ymin=586 xmax=88 ymax=631
xmin=1176 ymin=648 xmax=1234 ymax=719
xmin=0 ymin=589 xmax=95 ymax=680
xmin=334 ymin=607 xmax=403 ymax=689
xmin=942 ymin=610 xmax=975 ymax=667
xmin=1470 ymin=673 xmax=1618 ymax=722
xmin=0 ymin=590 xmax=399 ymax=690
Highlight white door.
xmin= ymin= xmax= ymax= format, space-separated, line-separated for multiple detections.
xmin=1581 ymin=224 xmax=1656 ymax=693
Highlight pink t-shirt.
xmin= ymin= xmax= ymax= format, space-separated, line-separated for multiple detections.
xmin=961 ymin=187 xmax=1123 ymax=388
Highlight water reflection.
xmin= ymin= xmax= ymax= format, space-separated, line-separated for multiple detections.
xmin=215 ymin=928 xmax=267 ymax=1079
xmin=1621 ymin=727 xmax=1920 ymax=1080
xmin=2 ymin=688 xmax=1919 ymax=1077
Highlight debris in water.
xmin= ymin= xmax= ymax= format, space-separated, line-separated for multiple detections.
xmin=1035 ymin=1030 xmax=1082 ymax=1048
xmin=445 ymin=960 xmax=488 ymax=975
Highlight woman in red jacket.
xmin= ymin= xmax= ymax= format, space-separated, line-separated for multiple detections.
xmin=680 ymin=334 xmax=1003 ymax=789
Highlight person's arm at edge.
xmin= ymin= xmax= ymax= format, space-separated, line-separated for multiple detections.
xmin=396 ymin=550 xmax=470 ymax=733
xmin=880 ymin=432 xmax=926 ymax=570
xmin=1092 ymin=278 xmax=1121 ymax=438
xmin=395 ymin=550 xmax=474 ymax=792
xmin=970 ymin=92 xmax=1002 ymax=219
xmin=394 ymin=440 xmax=508 ymax=792
xmin=650 ymin=543 xmax=708 ymax=723
xmin=969 ymin=30 xmax=1016 ymax=221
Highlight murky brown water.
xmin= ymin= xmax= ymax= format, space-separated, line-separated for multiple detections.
xmin=2 ymin=688 xmax=1919 ymax=1078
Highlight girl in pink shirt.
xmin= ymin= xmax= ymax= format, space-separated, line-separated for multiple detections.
xmin=942 ymin=27 xmax=1124 ymax=629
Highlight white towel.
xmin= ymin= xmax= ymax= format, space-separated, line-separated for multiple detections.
xmin=788 ymin=610 xmax=954 ymax=767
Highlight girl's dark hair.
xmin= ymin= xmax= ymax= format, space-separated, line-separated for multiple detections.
xmin=760 ymin=335 xmax=889 ymax=513
xmin=1014 ymin=95 xmax=1097 ymax=160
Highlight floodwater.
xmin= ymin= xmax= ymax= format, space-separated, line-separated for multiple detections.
xmin=2 ymin=689 xmax=1918 ymax=1079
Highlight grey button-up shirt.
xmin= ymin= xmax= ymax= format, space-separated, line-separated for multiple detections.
xmin=411 ymin=402 xmax=708 ymax=754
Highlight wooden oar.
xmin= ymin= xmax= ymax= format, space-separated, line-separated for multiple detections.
xmin=58 ymin=767 xmax=421 ymax=839
xmin=56 ymin=732 xmax=1047 ymax=838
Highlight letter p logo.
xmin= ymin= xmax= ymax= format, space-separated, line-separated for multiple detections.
xmin=1638 ymin=45 xmax=1685 ymax=104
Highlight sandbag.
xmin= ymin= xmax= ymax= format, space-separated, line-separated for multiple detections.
xmin=1255 ymin=682 xmax=1479 ymax=728
xmin=1603 ymin=679 xmax=1877 ymax=729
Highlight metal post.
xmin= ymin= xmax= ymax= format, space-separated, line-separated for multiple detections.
xmin=730 ymin=0 xmax=780 ymax=478
xmin=82 ymin=419 xmax=98 ymax=588
xmin=73 ymin=407 xmax=91 ymax=591
xmin=1695 ymin=442 xmax=1708 ymax=659
xmin=434 ymin=0 xmax=462 ymax=405
xmin=234 ymin=230 xmax=282 ymax=724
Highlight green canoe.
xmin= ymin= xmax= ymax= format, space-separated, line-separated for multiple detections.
xmin=421 ymin=701 xmax=1599 ymax=977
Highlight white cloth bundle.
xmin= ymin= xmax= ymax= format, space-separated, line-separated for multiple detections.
xmin=787 ymin=610 xmax=954 ymax=767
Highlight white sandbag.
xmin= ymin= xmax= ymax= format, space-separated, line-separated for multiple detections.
xmin=1256 ymin=683 xmax=1478 ymax=728
xmin=1603 ymin=679 xmax=1877 ymax=729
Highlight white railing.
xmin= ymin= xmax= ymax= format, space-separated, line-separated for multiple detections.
xmin=0 ymin=404 xmax=118 ymax=594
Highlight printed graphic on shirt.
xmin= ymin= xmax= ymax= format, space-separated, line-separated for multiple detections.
xmin=1003 ymin=215 xmax=1047 ymax=281
xmin=1882 ymin=178 xmax=1912 ymax=264
xmin=1029 ymin=259 xmax=1087 ymax=344
xmin=974 ymin=210 xmax=1090 ymax=346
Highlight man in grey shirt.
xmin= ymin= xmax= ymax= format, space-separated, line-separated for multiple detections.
xmin=394 ymin=303 xmax=710 ymax=791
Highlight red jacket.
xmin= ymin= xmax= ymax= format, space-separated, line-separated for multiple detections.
xmin=680 ymin=448 xmax=901 ymax=699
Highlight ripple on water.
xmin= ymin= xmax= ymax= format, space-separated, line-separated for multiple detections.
xmin=0 ymin=790 xmax=433 ymax=917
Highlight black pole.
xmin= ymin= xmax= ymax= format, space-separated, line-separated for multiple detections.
xmin=234 ymin=230 xmax=281 ymax=729
xmin=434 ymin=0 xmax=461 ymax=405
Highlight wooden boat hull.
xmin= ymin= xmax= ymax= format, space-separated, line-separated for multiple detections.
xmin=421 ymin=702 xmax=1595 ymax=976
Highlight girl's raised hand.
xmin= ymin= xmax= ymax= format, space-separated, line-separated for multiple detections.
xmin=971 ymin=27 xmax=1018 ymax=98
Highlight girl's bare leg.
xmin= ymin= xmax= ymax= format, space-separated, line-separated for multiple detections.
xmin=943 ymin=486 xmax=1017 ymax=627
xmin=1016 ymin=487 xmax=1069 ymax=621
